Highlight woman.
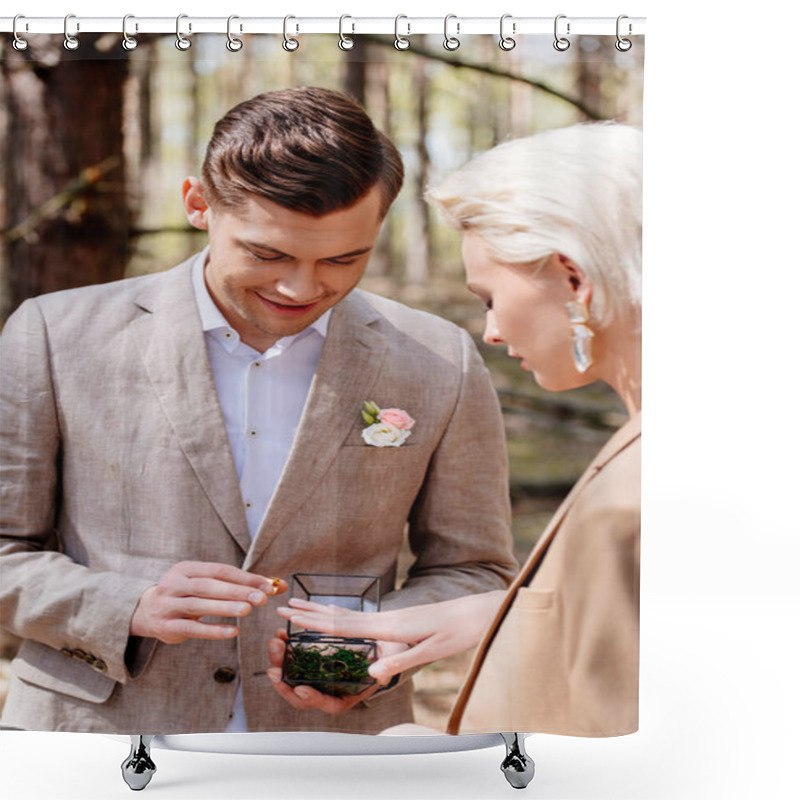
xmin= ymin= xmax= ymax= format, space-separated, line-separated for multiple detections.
xmin=276 ymin=122 xmax=642 ymax=737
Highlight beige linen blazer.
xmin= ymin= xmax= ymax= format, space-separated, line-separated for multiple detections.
xmin=0 ymin=255 xmax=517 ymax=734
xmin=448 ymin=414 xmax=641 ymax=737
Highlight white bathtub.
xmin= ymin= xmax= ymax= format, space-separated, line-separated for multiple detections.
xmin=112 ymin=730 xmax=534 ymax=790
xmin=111 ymin=730 xmax=504 ymax=756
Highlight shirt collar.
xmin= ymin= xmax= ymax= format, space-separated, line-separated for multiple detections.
xmin=191 ymin=248 xmax=331 ymax=352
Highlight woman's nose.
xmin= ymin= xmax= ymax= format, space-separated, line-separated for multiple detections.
xmin=482 ymin=312 xmax=504 ymax=346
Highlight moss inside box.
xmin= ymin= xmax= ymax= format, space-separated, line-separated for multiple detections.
xmin=283 ymin=643 xmax=374 ymax=697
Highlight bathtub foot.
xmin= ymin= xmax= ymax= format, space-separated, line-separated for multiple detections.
xmin=499 ymin=732 xmax=535 ymax=789
xmin=121 ymin=735 xmax=156 ymax=791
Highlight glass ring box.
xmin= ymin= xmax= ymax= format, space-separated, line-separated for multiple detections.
xmin=281 ymin=573 xmax=381 ymax=697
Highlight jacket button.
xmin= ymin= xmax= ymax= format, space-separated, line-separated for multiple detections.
xmin=214 ymin=667 xmax=237 ymax=684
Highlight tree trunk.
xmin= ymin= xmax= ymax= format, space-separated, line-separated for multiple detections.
xmin=576 ymin=38 xmax=604 ymax=120
xmin=1 ymin=36 xmax=130 ymax=320
xmin=364 ymin=48 xmax=392 ymax=277
xmin=404 ymin=55 xmax=430 ymax=284
xmin=344 ymin=57 xmax=367 ymax=105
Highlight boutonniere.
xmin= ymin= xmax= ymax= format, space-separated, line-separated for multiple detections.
xmin=361 ymin=400 xmax=415 ymax=448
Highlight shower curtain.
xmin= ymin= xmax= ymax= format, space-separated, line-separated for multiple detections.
xmin=0 ymin=21 xmax=644 ymax=740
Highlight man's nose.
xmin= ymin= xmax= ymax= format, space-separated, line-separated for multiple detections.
xmin=482 ymin=312 xmax=504 ymax=346
xmin=276 ymin=264 xmax=321 ymax=302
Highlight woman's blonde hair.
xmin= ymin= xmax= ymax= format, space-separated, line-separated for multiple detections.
xmin=426 ymin=123 xmax=642 ymax=327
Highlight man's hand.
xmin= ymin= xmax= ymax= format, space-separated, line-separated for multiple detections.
xmin=130 ymin=561 xmax=286 ymax=644
xmin=266 ymin=629 xmax=407 ymax=714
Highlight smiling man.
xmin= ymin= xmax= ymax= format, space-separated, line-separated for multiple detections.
xmin=0 ymin=88 xmax=517 ymax=734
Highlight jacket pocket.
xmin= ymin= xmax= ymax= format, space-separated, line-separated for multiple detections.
xmin=514 ymin=587 xmax=556 ymax=612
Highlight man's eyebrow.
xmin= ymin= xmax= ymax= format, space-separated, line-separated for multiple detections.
xmin=238 ymin=239 xmax=373 ymax=260
xmin=239 ymin=240 xmax=290 ymax=257
xmin=326 ymin=246 xmax=374 ymax=259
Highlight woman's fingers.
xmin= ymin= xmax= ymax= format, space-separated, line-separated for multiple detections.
xmin=277 ymin=604 xmax=426 ymax=644
xmin=277 ymin=609 xmax=383 ymax=639
xmin=369 ymin=641 xmax=437 ymax=680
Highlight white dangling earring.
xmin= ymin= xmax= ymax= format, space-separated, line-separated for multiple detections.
xmin=566 ymin=299 xmax=594 ymax=373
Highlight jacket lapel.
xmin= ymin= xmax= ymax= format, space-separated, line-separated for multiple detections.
xmin=447 ymin=412 xmax=642 ymax=733
xmin=130 ymin=258 xmax=251 ymax=555
xmin=244 ymin=291 xmax=387 ymax=569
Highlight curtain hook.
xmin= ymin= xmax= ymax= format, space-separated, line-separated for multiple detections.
xmin=443 ymin=14 xmax=460 ymax=51
xmin=226 ymin=15 xmax=243 ymax=51
xmin=122 ymin=14 xmax=138 ymax=51
xmin=63 ymin=13 xmax=79 ymax=51
xmin=499 ymin=14 xmax=516 ymax=51
xmin=394 ymin=15 xmax=411 ymax=51
xmin=12 ymin=14 xmax=29 ymax=51
xmin=283 ymin=15 xmax=299 ymax=51
xmin=615 ymin=14 xmax=632 ymax=51
xmin=339 ymin=15 xmax=355 ymax=51
xmin=553 ymin=14 xmax=570 ymax=51
xmin=175 ymin=14 xmax=192 ymax=50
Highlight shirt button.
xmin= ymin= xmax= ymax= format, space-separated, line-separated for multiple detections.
xmin=214 ymin=667 xmax=237 ymax=684
xmin=248 ymin=430 xmax=257 ymax=438
xmin=245 ymin=502 xmax=252 ymax=509
xmin=252 ymin=361 xmax=261 ymax=368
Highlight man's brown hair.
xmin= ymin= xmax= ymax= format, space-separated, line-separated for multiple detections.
xmin=201 ymin=87 xmax=404 ymax=217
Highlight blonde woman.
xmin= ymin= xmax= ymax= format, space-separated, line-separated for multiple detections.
xmin=276 ymin=123 xmax=642 ymax=747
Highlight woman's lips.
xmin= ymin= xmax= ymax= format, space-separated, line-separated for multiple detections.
xmin=255 ymin=292 xmax=319 ymax=316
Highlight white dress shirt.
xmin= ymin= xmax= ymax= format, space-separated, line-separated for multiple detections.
xmin=191 ymin=253 xmax=330 ymax=732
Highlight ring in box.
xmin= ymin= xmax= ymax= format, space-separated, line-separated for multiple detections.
xmin=281 ymin=573 xmax=381 ymax=698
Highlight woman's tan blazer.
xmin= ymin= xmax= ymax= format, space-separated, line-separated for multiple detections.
xmin=449 ymin=413 xmax=641 ymax=737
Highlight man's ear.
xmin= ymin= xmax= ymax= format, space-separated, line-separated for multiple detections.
xmin=556 ymin=253 xmax=592 ymax=306
xmin=182 ymin=177 xmax=211 ymax=230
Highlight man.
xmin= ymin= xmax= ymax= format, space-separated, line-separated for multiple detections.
xmin=0 ymin=87 xmax=517 ymax=734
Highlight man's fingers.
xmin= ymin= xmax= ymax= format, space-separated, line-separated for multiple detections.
xmin=170 ymin=596 xmax=255 ymax=619
xmin=176 ymin=577 xmax=270 ymax=605
xmin=292 ymin=685 xmax=362 ymax=714
xmin=158 ymin=619 xmax=240 ymax=643
xmin=170 ymin=562 xmax=286 ymax=597
xmin=267 ymin=668 xmax=315 ymax=710
xmin=267 ymin=637 xmax=285 ymax=669
xmin=266 ymin=667 xmax=373 ymax=713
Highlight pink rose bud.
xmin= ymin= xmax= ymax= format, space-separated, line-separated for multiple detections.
xmin=378 ymin=408 xmax=415 ymax=430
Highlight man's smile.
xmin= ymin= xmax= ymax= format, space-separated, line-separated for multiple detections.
xmin=253 ymin=292 xmax=322 ymax=316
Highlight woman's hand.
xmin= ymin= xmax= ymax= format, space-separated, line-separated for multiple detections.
xmin=275 ymin=590 xmax=506 ymax=683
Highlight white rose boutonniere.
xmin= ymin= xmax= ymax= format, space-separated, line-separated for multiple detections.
xmin=361 ymin=400 xmax=415 ymax=448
